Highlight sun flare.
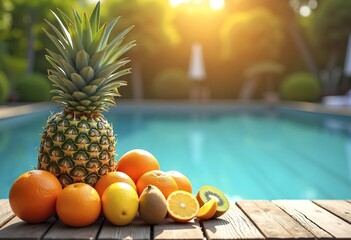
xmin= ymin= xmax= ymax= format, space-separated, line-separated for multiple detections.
xmin=169 ymin=0 xmax=191 ymax=7
xmin=209 ymin=0 xmax=224 ymax=10
xmin=169 ymin=0 xmax=225 ymax=10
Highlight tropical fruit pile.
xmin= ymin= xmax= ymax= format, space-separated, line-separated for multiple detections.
xmin=8 ymin=2 xmax=230 ymax=228
xmin=9 ymin=149 xmax=230 ymax=227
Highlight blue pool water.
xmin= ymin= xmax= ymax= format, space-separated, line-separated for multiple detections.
xmin=1 ymin=104 xmax=350 ymax=199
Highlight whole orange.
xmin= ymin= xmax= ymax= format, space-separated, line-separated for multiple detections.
xmin=167 ymin=170 xmax=192 ymax=193
xmin=116 ymin=149 xmax=160 ymax=184
xmin=95 ymin=171 xmax=136 ymax=198
xmin=9 ymin=170 xmax=62 ymax=223
xmin=136 ymin=170 xmax=178 ymax=199
xmin=56 ymin=183 xmax=101 ymax=227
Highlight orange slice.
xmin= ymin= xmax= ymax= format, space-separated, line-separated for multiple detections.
xmin=196 ymin=198 xmax=218 ymax=220
xmin=166 ymin=190 xmax=199 ymax=222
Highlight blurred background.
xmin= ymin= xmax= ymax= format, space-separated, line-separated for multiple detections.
xmin=1 ymin=0 xmax=351 ymax=104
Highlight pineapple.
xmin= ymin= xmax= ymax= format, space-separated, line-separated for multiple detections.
xmin=37 ymin=2 xmax=135 ymax=187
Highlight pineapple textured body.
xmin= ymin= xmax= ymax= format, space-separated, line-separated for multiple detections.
xmin=38 ymin=2 xmax=134 ymax=187
xmin=38 ymin=111 xmax=116 ymax=187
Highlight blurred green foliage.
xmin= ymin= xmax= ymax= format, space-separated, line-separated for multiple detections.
xmin=313 ymin=0 xmax=351 ymax=48
xmin=2 ymin=56 xmax=27 ymax=80
xmin=151 ymin=68 xmax=190 ymax=99
xmin=0 ymin=0 xmax=72 ymax=70
xmin=101 ymin=0 xmax=179 ymax=57
xmin=310 ymin=0 xmax=351 ymax=94
xmin=244 ymin=61 xmax=285 ymax=79
xmin=221 ymin=8 xmax=284 ymax=66
xmin=100 ymin=0 xmax=179 ymax=99
xmin=0 ymin=71 xmax=10 ymax=104
xmin=0 ymin=0 xmax=350 ymax=103
xmin=244 ymin=61 xmax=285 ymax=98
xmin=15 ymin=73 xmax=51 ymax=102
xmin=280 ymin=72 xmax=321 ymax=102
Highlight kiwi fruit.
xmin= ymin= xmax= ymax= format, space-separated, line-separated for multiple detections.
xmin=196 ymin=185 xmax=230 ymax=218
xmin=139 ymin=185 xmax=167 ymax=224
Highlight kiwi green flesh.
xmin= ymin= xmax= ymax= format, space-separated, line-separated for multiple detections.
xmin=197 ymin=186 xmax=229 ymax=217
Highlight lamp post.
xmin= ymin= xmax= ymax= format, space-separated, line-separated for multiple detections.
xmin=188 ymin=42 xmax=207 ymax=100
xmin=344 ymin=33 xmax=351 ymax=77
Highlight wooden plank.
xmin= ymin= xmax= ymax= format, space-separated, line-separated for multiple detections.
xmin=273 ymin=200 xmax=333 ymax=239
xmin=98 ymin=216 xmax=150 ymax=240
xmin=237 ymin=200 xmax=314 ymax=239
xmin=0 ymin=200 xmax=15 ymax=228
xmin=0 ymin=216 xmax=55 ymax=240
xmin=313 ymin=200 xmax=351 ymax=223
xmin=202 ymin=202 xmax=264 ymax=240
xmin=154 ymin=218 xmax=203 ymax=240
xmin=273 ymin=200 xmax=351 ymax=239
xmin=43 ymin=217 xmax=103 ymax=240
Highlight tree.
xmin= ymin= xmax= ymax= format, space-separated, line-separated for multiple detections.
xmin=0 ymin=0 xmax=72 ymax=76
xmin=221 ymin=8 xmax=284 ymax=65
xmin=0 ymin=0 xmax=13 ymax=41
xmin=0 ymin=0 xmax=27 ymax=80
xmin=220 ymin=8 xmax=285 ymax=98
xmin=225 ymin=0 xmax=319 ymax=78
xmin=101 ymin=0 xmax=179 ymax=100
xmin=312 ymin=0 xmax=351 ymax=94
xmin=243 ymin=61 xmax=285 ymax=100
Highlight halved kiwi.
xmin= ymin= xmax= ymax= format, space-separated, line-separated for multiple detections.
xmin=196 ymin=185 xmax=230 ymax=218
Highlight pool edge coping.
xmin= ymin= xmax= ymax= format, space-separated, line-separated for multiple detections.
xmin=0 ymin=102 xmax=55 ymax=120
xmin=1 ymin=100 xmax=351 ymax=119
xmin=276 ymin=101 xmax=351 ymax=117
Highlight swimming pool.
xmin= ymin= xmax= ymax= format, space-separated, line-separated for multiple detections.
xmin=1 ymin=103 xmax=350 ymax=199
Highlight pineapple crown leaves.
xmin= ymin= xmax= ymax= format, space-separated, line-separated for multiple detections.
xmin=44 ymin=2 xmax=136 ymax=114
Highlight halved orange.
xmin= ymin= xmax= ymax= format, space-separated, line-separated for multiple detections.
xmin=166 ymin=190 xmax=199 ymax=223
xmin=196 ymin=198 xmax=218 ymax=220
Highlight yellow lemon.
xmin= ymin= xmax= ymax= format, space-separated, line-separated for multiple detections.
xmin=101 ymin=182 xmax=138 ymax=225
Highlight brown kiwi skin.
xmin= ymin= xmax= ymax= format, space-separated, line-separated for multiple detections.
xmin=196 ymin=186 xmax=230 ymax=218
xmin=139 ymin=185 xmax=167 ymax=224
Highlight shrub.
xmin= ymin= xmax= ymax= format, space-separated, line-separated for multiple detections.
xmin=16 ymin=73 xmax=51 ymax=102
xmin=280 ymin=72 xmax=321 ymax=102
xmin=151 ymin=68 xmax=190 ymax=99
xmin=0 ymin=71 xmax=10 ymax=104
xmin=2 ymin=56 xmax=27 ymax=80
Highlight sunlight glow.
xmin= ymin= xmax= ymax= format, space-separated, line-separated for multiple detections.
xmin=299 ymin=5 xmax=312 ymax=17
xmin=290 ymin=0 xmax=317 ymax=16
xmin=169 ymin=0 xmax=224 ymax=10
xmin=169 ymin=0 xmax=191 ymax=7
xmin=209 ymin=0 xmax=224 ymax=10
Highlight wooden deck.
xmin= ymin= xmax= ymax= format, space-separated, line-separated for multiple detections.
xmin=0 ymin=199 xmax=351 ymax=239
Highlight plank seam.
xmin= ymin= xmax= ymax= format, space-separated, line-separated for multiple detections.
xmin=0 ymin=215 xmax=15 ymax=229
xmin=39 ymin=217 xmax=59 ymax=240
xmin=259 ymin=201 xmax=300 ymax=239
xmin=235 ymin=201 xmax=268 ymax=238
xmin=95 ymin=217 xmax=106 ymax=240
xmin=313 ymin=200 xmax=351 ymax=224
xmin=271 ymin=212 xmax=298 ymax=238
xmin=0 ymin=200 xmax=15 ymax=229
xmin=273 ymin=201 xmax=334 ymax=239
xmin=198 ymin=220 xmax=209 ymax=240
